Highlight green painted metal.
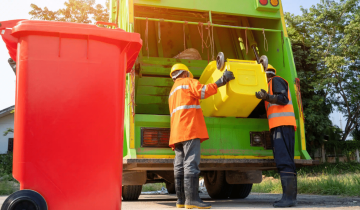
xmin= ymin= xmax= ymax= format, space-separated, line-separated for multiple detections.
xmin=133 ymin=0 xmax=281 ymax=19
xmin=114 ymin=0 xmax=311 ymax=161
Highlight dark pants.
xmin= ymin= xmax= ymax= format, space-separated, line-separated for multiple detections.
xmin=271 ymin=126 xmax=296 ymax=176
xmin=174 ymin=139 xmax=201 ymax=176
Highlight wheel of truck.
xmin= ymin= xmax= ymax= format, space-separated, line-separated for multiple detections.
xmin=228 ymin=184 xmax=253 ymax=199
xmin=122 ymin=185 xmax=142 ymax=201
xmin=165 ymin=182 xmax=176 ymax=194
xmin=204 ymin=171 xmax=231 ymax=199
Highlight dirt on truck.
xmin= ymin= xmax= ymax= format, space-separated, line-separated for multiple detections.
xmin=110 ymin=0 xmax=317 ymax=201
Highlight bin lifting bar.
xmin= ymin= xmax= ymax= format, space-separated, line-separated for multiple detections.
xmin=134 ymin=17 xmax=282 ymax=33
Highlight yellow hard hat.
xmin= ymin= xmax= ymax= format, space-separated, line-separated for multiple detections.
xmin=266 ymin=64 xmax=276 ymax=75
xmin=170 ymin=63 xmax=193 ymax=79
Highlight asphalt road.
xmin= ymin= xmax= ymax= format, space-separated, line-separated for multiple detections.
xmin=122 ymin=193 xmax=360 ymax=210
xmin=1 ymin=193 xmax=359 ymax=209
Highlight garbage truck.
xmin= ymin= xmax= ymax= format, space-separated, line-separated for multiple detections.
xmin=111 ymin=0 xmax=316 ymax=201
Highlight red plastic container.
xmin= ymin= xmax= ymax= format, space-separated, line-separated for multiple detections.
xmin=4 ymin=20 xmax=141 ymax=210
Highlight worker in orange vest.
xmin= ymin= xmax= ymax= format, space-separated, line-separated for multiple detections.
xmin=169 ymin=63 xmax=234 ymax=209
xmin=255 ymin=64 xmax=297 ymax=208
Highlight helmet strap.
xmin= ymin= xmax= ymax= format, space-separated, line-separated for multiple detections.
xmin=172 ymin=70 xmax=184 ymax=80
xmin=265 ymin=70 xmax=275 ymax=76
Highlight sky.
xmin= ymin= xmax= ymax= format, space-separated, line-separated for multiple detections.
xmin=0 ymin=0 xmax=344 ymax=131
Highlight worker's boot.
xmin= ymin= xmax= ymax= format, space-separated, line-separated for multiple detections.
xmin=175 ymin=175 xmax=185 ymax=208
xmin=184 ymin=175 xmax=211 ymax=209
xmin=273 ymin=176 xmax=297 ymax=208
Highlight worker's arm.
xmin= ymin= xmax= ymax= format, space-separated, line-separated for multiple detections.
xmin=255 ymin=77 xmax=289 ymax=105
xmin=271 ymin=77 xmax=289 ymax=105
xmin=214 ymin=70 xmax=235 ymax=88
xmin=189 ymin=70 xmax=235 ymax=99
xmin=189 ymin=79 xmax=218 ymax=100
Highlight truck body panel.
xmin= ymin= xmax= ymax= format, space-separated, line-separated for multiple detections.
xmin=113 ymin=0 xmax=311 ymax=176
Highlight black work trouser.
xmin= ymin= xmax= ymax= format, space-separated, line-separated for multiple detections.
xmin=173 ymin=139 xmax=201 ymax=176
xmin=271 ymin=126 xmax=296 ymax=176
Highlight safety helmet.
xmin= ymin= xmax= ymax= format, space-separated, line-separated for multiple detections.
xmin=170 ymin=63 xmax=193 ymax=79
xmin=265 ymin=64 xmax=276 ymax=76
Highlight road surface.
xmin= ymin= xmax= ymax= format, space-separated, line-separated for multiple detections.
xmin=123 ymin=193 xmax=360 ymax=210
xmin=1 ymin=193 xmax=359 ymax=209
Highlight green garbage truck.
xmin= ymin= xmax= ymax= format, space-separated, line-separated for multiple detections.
xmin=110 ymin=0 xmax=316 ymax=201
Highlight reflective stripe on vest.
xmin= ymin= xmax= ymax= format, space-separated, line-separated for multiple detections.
xmin=268 ymin=112 xmax=295 ymax=119
xmin=201 ymin=85 xmax=207 ymax=99
xmin=171 ymin=105 xmax=202 ymax=117
xmin=265 ymin=76 xmax=297 ymax=130
xmin=169 ymin=85 xmax=189 ymax=98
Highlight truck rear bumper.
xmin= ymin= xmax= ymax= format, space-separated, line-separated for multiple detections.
xmin=123 ymin=158 xmax=318 ymax=171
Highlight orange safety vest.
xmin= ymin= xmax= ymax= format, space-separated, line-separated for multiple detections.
xmin=264 ymin=76 xmax=297 ymax=131
xmin=168 ymin=78 xmax=218 ymax=150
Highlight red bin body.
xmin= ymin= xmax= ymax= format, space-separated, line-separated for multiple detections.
xmin=10 ymin=20 xmax=142 ymax=210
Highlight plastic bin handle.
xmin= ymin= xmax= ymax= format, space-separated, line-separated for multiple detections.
xmin=0 ymin=19 xmax=26 ymax=30
xmin=95 ymin=22 xmax=118 ymax=28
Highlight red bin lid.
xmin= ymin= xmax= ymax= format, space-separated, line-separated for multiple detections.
xmin=1 ymin=20 xmax=142 ymax=73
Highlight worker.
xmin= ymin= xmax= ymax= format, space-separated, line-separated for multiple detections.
xmin=255 ymin=65 xmax=297 ymax=208
xmin=169 ymin=63 xmax=234 ymax=209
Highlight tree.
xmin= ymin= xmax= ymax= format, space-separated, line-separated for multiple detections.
xmin=352 ymin=124 xmax=360 ymax=141
xmin=29 ymin=0 xmax=109 ymax=24
xmin=3 ymin=128 xmax=13 ymax=137
xmin=287 ymin=0 xmax=360 ymax=141
xmin=285 ymin=12 xmax=333 ymax=153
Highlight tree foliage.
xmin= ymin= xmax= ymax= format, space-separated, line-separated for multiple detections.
xmin=286 ymin=0 xmax=360 ymax=143
xmin=29 ymin=0 xmax=109 ymax=24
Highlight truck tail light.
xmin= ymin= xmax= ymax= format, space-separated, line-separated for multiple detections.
xmin=270 ymin=0 xmax=279 ymax=6
xmin=259 ymin=0 xmax=268 ymax=5
xmin=141 ymin=128 xmax=170 ymax=147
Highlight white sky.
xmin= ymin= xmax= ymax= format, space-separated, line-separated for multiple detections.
xmin=0 ymin=0 xmax=344 ymax=131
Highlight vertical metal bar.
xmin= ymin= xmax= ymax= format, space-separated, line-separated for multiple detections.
xmin=155 ymin=21 xmax=164 ymax=57
xmin=115 ymin=0 xmax=120 ymax=27
xmin=209 ymin=11 xmax=212 ymax=24
xmin=184 ymin=24 xmax=192 ymax=49
xmin=281 ymin=31 xmax=285 ymax=67
xmin=212 ymin=27 xmax=222 ymax=54
xmin=230 ymin=29 xmax=241 ymax=59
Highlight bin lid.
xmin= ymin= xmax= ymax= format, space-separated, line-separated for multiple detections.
xmin=1 ymin=20 xmax=142 ymax=73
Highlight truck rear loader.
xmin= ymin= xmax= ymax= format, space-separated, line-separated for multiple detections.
xmin=110 ymin=0 xmax=316 ymax=201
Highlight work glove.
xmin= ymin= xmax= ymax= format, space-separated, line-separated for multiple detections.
xmin=255 ymin=89 xmax=278 ymax=103
xmin=215 ymin=70 xmax=235 ymax=88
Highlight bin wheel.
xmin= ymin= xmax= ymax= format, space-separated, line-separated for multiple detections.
xmin=122 ymin=185 xmax=142 ymax=201
xmin=165 ymin=182 xmax=176 ymax=194
xmin=204 ymin=171 xmax=231 ymax=199
xmin=228 ymin=184 xmax=253 ymax=199
xmin=259 ymin=55 xmax=268 ymax=71
xmin=1 ymin=190 xmax=47 ymax=210
xmin=216 ymin=52 xmax=225 ymax=70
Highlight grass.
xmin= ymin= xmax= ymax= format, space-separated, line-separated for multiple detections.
xmin=253 ymin=174 xmax=360 ymax=197
xmin=263 ymin=162 xmax=360 ymax=178
xmin=0 ymin=174 xmax=19 ymax=195
xmin=141 ymin=183 xmax=166 ymax=192
xmin=0 ymin=181 xmax=19 ymax=195
xmin=255 ymin=162 xmax=360 ymax=197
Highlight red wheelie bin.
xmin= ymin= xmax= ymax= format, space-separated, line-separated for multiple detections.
xmin=0 ymin=20 xmax=142 ymax=210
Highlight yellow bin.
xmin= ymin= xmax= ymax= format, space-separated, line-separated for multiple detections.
xmin=199 ymin=59 xmax=268 ymax=117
